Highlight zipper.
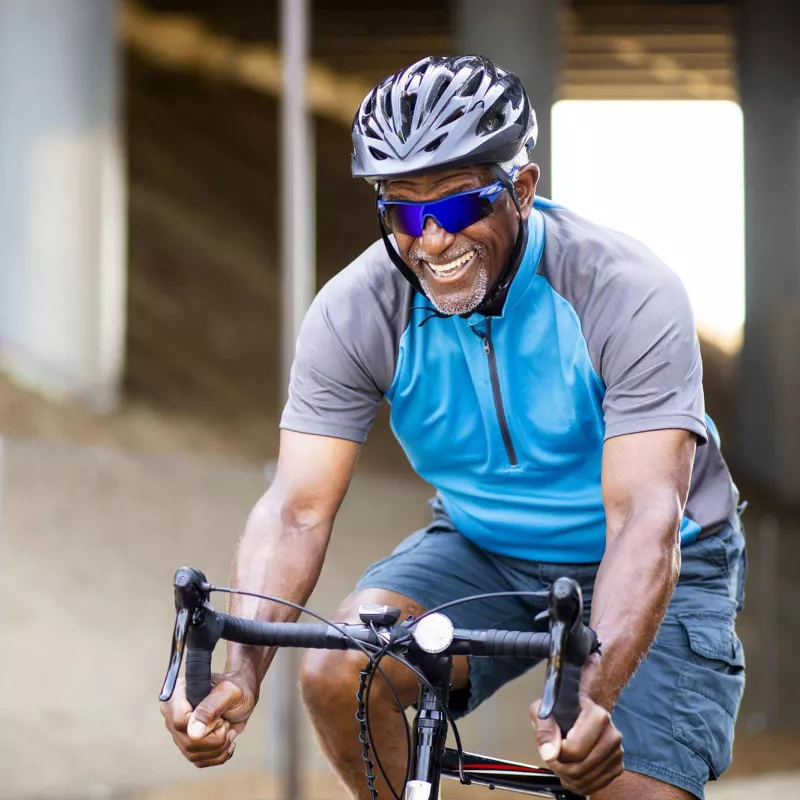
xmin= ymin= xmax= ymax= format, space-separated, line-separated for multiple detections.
xmin=478 ymin=318 xmax=518 ymax=466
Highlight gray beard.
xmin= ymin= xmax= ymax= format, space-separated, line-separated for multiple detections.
xmin=419 ymin=265 xmax=489 ymax=316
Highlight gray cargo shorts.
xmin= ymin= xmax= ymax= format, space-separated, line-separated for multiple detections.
xmin=355 ymin=500 xmax=746 ymax=800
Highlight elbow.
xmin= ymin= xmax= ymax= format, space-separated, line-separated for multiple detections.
xmin=610 ymin=498 xmax=683 ymax=581
xmin=254 ymin=485 xmax=334 ymax=537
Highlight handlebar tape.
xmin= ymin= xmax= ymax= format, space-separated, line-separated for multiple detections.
xmin=453 ymin=629 xmax=550 ymax=658
xmin=185 ymin=646 xmax=213 ymax=709
xmin=553 ymin=623 xmax=598 ymax=736
xmin=552 ymin=662 xmax=582 ymax=737
xmin=219 ymin=615 xmax=374 ymax=649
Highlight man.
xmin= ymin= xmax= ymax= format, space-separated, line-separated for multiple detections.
xmin=162 ymin=56 xmax=746 ymax=799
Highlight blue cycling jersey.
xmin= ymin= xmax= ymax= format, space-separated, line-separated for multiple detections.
xmin=282 ymin=200 xmax=738 ymax=563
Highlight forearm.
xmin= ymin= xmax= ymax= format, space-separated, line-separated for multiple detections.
xmin=582 ymin=513 xmax=681 ymax=711
xmin=224 ymin=490 xmax=332 ymax=693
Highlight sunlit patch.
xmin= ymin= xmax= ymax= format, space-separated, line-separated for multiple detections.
xmin=552 ymin=100 xmax=745 ymax=352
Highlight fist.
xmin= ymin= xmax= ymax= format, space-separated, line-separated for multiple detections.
xmin=530 ymin=695 xmax=624 ymax=797
xmin=161 ymin=675 xmax=256 ymax=768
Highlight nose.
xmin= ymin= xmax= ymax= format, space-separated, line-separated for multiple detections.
xmin=419 ymin=215 xmax=456 ymax=258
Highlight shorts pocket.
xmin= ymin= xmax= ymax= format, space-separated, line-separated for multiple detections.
xmin=672 ymin=612 xmax=746 ymax=779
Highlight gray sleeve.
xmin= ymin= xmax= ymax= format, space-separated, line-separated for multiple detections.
xmin=590 ymin=258 xmax=707 ymax=443
xmin=279 ymin=245 xmax=410 ymax=443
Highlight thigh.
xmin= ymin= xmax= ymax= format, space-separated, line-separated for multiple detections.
xmin=610 ymin=521 xmax=746 ymax=799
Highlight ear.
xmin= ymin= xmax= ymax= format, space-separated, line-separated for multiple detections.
xmin=516 ymin=164 xmax=540 ymax=220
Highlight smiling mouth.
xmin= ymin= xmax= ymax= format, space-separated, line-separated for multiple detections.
xmin=424 ymin=249 xmax=477 ymax=281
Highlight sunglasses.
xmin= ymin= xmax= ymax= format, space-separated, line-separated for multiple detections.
xmin=377 ymin=181 xmax=507 ymax=237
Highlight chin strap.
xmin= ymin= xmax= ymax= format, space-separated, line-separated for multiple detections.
xmin=378 ymin=214 xmax=425 ymax=295
xmin=471 ymin=164 xmax=527 ymax=316
xmin=376 ymin=164 xmax=528 ymax=318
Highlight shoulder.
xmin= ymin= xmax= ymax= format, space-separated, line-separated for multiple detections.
xmin=312 ymin=239 xmax=413 ymax=335
xmin=296 ymin=239 xmax=413 ymax=395
xmin=538 ymin=206 xmax=690 ymax=321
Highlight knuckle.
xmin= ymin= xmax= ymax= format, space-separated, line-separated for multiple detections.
xmin=593 ymin=705 xmax=611 ymax=725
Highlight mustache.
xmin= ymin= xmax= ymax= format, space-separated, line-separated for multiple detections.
xmin=407 ymin=241 xmax=486 ymax=267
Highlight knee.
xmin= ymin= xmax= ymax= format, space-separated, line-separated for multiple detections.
xmin=300 ymin=648 xmax=364 ymax=718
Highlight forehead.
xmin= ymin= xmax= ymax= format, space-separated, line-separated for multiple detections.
xmin=382 ymin=165 xmax=494 ymax=200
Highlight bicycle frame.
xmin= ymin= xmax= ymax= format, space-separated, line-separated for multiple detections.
xmin=408 ymin=652 xmax=582 ymax=800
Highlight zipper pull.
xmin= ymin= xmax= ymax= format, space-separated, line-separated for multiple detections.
xmin=482 ymin=336 xmax=491 ymax=355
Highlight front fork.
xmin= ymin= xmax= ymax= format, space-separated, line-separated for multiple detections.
xmin=405 ymin=653 xmax=453 ymax=800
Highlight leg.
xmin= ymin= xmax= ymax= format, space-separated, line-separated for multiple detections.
xmin=592 ymin=772 xmax=693 ymax=799
xmin=300 ymin=588 xmax=470 ymax=800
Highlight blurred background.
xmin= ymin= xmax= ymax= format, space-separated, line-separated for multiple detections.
xmin=0 ymin=0 xmax=798 ymax=798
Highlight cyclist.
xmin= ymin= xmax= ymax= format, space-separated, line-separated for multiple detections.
xmin=162 ymin=56 xmax=746 ymax=800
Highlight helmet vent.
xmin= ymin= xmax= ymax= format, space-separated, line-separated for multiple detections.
xmin=424 ymin=74 xmax=449 ymax=115
xmin=477 ymin=95 xmax=508 ymax=136
xmin=459 ymin=69 xmax=484 ymax=97
xmin=368 ymin=147 xmax=388 ymax=161
xmin=423 ymin=134 xmax=447 ymax=153
xmin=399 ymin=93 xmax=417 ymax=141
xmin=439 ymin=107 xmax=465 ymax=127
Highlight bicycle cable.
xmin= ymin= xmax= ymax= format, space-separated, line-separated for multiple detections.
xmin=358 ymin=626 xmax=413 ymax=800
xmin=208 ymin=586 xmax=412 ymax=799
xmin=207 ymin=585 xmax=556 ymax=794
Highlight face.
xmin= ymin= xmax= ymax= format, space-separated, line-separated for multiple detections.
xmin=381 ymin=164 xmax=538 ymax=315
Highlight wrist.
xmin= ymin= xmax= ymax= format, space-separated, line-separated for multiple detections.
xmin=224 ymin=646 xmax=272 ymax=697
xmin=579 ymin=652 xmax=617 ymax=712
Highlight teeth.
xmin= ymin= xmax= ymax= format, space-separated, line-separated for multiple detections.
xmin=428 ymin=250 xmax=475 ymax=276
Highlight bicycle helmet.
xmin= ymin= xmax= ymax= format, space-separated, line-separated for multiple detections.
xmin=352 ymin=55 xmax=537 ymax=180
xmin=351 ymin=55 xmax=537 ymax=314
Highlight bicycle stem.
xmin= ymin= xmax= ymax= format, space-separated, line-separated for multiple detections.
xmin=408 ymin=652 xmax=454 ymax=800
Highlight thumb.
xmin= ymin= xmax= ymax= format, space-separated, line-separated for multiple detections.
xmin=187 ymin=680 xmax=241 ymax=740
xmin=530 ymin=699 xmax=563 ymax=764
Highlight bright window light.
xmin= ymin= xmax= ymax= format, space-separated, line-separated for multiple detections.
xmin=551 ymin=100 xmax=745 ymax=353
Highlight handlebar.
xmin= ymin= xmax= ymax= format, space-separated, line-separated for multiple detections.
xmin=159 ymin=567 xmax=599 ymax=736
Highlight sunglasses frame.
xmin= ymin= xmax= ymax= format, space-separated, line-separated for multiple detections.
xmin=377 ymin=180 xmax=508 ymax=237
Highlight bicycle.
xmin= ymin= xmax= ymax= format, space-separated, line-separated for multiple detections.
xmin=160 ymin=567 xmax=600 ymax=800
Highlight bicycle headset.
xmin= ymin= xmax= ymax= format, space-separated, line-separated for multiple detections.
xmin=351 ymin=54 xmax=538 ymax=316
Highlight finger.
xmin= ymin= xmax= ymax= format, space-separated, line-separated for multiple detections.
xmin=182 ymin=723 xmax=231 ymax=754
xmin=566 ymin=745 xmax=624 ymax=798
xmin=530 ymin=698 xmax=563 ymax=763
xmin=187 ymin=679 xmax=244 ymax=740
xmin=161 ymin=677 xmax=193 ymax=734
xmin=557 ymin=697 xmax=611 ymax=763
xmin=193 ymin=742 xmax=236 ymax=769
xmin=551 ymin=723 xmax=623 ymax=784
xmin=183 ymin=729 xmax=237 ymax=761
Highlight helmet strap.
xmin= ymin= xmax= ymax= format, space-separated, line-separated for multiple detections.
xmin=471 ymin=164 xmax=527 ymax=315
xmin=377 ymin=212 xmax=425 ymax=295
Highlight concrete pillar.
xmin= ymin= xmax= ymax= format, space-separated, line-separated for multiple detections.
xmin=454 ymin=0 xmax=561 ymax=198
xmin=0 ymin=0 xmax=126 ymax=411
xmin=737 ymin=0 xmax=800 ymax=502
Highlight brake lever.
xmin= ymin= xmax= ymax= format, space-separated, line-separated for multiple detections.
xmin=538 ymin=577 xmax=583 ymax=720
xmin=159 ymin=567 xmax=213 ymax=702
xmin=539 ymin=620 xmax=567 ymax=719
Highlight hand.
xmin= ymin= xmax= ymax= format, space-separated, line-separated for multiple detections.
xmin=530 ymin=695 xmax=624 ymax=797
xmin=161 ymin=674 xmax=257 ymax=768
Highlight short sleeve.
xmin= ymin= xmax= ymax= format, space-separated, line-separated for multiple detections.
xmin=598 ymin=266 xmax=708 ymax=444
xmin=279 ymin=243 xmax=411 ymax=443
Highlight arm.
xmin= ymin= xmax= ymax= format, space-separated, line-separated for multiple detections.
xmin=582 ymin=428 xmax=696 ymax=710
xmin=225 ymin=429 xmax=360 ymax=691
xmin=161 ymin=429 xmax=360 ymax=767
xmin=532 ymin=428 xmax=696 ymax=795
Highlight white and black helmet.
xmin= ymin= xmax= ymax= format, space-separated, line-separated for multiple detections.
xmin=352 ymin=55 xmax=537 ymax=180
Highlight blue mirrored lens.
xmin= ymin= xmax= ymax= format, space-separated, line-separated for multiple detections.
xmin=380 ymin=183 xmax=503 ymax=237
